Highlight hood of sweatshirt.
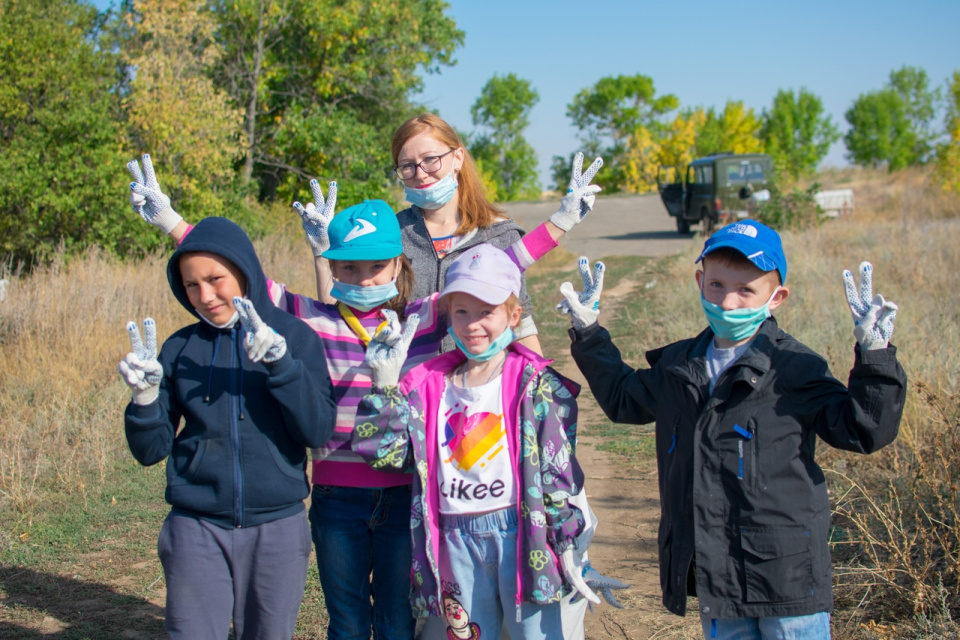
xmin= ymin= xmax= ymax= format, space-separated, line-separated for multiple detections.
xmin=167 ymin=217 xmax=273 ymax=324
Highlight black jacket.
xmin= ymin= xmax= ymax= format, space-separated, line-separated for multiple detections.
xmin=124 ymin=217 xmax=337 ymax=528
xmin=570 ymin=318 xmax=906 ymax=618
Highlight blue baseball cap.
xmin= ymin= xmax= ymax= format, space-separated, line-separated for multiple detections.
xmin=696 ymin=219 xmax=787 ymax=284
xmin=323 ymin=200 xmax=403 ymax=261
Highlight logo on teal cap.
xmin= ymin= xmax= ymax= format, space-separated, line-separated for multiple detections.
xmin=323 ymin=200 xmax=403 ymax=261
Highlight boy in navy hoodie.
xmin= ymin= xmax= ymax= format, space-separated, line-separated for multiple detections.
xmin=118 ymin=217 xmax=337 ymax=639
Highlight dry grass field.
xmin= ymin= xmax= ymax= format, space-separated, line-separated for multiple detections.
xmin=0 ymin=167 xmax=957 ymax=638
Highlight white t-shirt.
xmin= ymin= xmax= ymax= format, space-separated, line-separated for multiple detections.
xmin=436 ymin=376 xmax=517 ymax=515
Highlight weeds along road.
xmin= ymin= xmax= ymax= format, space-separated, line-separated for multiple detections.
xmin=503 ymin=193 xmax=699 ymax=260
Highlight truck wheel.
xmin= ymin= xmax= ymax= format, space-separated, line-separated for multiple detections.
xmin=676 ymin=217 xmax=690 ymax=234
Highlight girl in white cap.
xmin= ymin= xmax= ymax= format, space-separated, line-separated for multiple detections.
xmin=352 ymin=243 xmax=602 ymax=640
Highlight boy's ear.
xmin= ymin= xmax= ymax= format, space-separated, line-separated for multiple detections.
xmin=769 ymin=285 xmax=790 ymax=311
xmin=695 ymin=269 xmax=704 ymax=289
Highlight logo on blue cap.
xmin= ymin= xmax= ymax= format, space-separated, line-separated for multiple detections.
xmin=696 ymin=219 xmax=787 ymax=283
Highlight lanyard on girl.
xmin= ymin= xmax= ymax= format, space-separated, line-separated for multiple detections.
xmin=337 ymin=303 xmax=388 ymax=347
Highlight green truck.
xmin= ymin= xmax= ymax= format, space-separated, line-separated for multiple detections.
xmin=657 ymin=153 xmax=775 ymax=233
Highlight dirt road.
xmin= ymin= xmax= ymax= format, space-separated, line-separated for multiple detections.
xmin=503 ymin=195 xmax=703 ymax=639
xmin=504 ymin=193 xmax=697 ymax=261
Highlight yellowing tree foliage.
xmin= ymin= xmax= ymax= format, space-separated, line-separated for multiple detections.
xmin=718 ymin=101 xmax=764 ymax=154
xmin=936 ymin=70 xmax=960 ymax=193
xmin=659 ymin=109 xmax=705 ymax=174
xmin=126 ymin=0 xmax=244 ymax=217
xmin=621 ymin=126 xmax=661 ymax=194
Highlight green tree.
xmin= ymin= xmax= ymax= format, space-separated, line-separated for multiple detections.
xmin=695 ymin=107 xmax=724 ymax=157
xmin=564 ymin=74 xmax=678 ymax=191
xmin=0 ymin=0 xmax=137 ymax=264
xmin=469 ymin=73 xmax=540 ymax=201
xmin=844 ymin=90 xmax=913 ymax=170
xmin=125 ymin=0 xmax=245 ymax=219
xmin=844 ymin=66 xmax=939 ymax=170
xmin=888 ymin=65 xmax=939 ymax=159
xmin=695 ymin=101 xmax=764 ymax=158
xmin=760 ymin=88 xmax=839 ymax=181
xmin=209 ymin=0 xmax=464 ymax=205
xmin=935 ymin=70 xmax=960 ymax=192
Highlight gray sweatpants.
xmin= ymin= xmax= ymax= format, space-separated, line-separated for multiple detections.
xmin=158 ymin=510 xmax=311 ymax=639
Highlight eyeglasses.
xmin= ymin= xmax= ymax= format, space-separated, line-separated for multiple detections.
xmin=394 ymin=149 xmax=455 ymax=180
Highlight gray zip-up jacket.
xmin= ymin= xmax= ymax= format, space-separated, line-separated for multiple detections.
xmin=569 ymin=317 xmax=906 ymax=619
xmin=397 ymin=205 xmax=537 ymax=352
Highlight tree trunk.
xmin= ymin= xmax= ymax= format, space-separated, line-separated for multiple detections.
xmin=242 ymin=2 xmax=266 ymax=185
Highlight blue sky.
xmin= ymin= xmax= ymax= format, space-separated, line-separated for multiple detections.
xmin=94 ymin=0 xmax=959 ymax=187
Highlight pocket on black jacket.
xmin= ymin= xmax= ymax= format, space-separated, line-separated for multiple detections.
xmin=740 ymin=526 xmax=813 ymax=603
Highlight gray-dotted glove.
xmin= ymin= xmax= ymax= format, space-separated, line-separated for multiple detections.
xmin=233 ymin=297 xmax=287 ymax=364
xmin=365 ymin=309 xmax=420 ymax=388
xmin=127 ymin=154 xmax=183 ymax=234
xmin=570 ymin=563 xmax=631 ymax=611
xmin=842 ymin=261 xmax=898 ymax=351
xmin=292 ymin=179 xmax=337 ymax=257
xmin=118 ymin=318 xmax=163 ymax=405
xmin=561 ymin=549 xmax=601 ymax=606
xmin=550 ymin=152 xmax=604 ymax=231
xmin=558 ymin=257 xmax=605 ymax=329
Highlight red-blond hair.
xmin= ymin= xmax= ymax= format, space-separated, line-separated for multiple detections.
xmin=391 ymin=113 xmax=505 ymax=236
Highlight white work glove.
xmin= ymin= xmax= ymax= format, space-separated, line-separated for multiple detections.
xmin=561 ymin=548 xmax=601 ymax=606
xmin=365 ymin=309 xmax=420 ymax=388
xmin=550 ymin=152 xmax=604 ymax=231
xmin=557 ymin=257 xmax=605 ymax=329
xmin=233 ymin=297 xmax=287 ymax=364
xmin=126 ymin=154 xmax=183 ymax=235
xmin=118 ymin=318 xmax=163 ymax=405
xmin=842 ymin=261 xmax=898 ymax=351
xmin=570 ymin=563 xmax=632 ymax=611
xmin=292 ymin=179 xmax=337 ymax=257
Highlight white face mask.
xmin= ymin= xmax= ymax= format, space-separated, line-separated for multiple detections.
xmin=199 ymin=310 xmax=239 ymax=329
xmin=329 ymin=260 xmax=401 ymax=311
xmin=404 ymin=171 xmax=459 ymax=209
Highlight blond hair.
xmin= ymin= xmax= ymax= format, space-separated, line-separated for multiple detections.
xmin=439 ymin=293 xmax=521 ymax=329
xmin=391 ymin=113 xmax=505 ymax=236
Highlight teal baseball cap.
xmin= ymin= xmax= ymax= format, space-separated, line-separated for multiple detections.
xmin=323 ymin=200 xmax=403 ymax=261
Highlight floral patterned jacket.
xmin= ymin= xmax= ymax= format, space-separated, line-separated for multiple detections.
xmin=351 ymin=343 xmax=586 ymax=618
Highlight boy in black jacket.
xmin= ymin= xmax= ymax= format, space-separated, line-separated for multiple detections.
xmin=117 ymin=217 xmax=337 ymax=639
xmin=560 ymin=220 xmax=905 ymax=639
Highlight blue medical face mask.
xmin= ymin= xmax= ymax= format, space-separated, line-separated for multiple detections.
xmin=404 ymin=171 xmax=458 ymax=209
xmin=700 ymin=287 xmax=780 ymax=342
xmin=447 ymin=326 xmax=514 ymax=361
xmin=330 ymin=262 xmax=400 ymax=312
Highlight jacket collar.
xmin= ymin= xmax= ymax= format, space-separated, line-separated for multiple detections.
xmin=399 ymin=341 xmax=554 ymax=395
xmin=663 ymin=316 xmax=781 ymax=388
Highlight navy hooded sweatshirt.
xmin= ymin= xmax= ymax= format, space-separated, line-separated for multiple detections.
xmin=124 ymin=217 xmax=337 ymax=528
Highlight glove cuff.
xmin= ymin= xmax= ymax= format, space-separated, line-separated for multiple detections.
xmin=549 ymin=213 xmax=573 ymax=232
xmin=155 ymin=207 xmax=184 ymax=235
xmin=131 ymin=386 xmax=160 ymax=406
xmin=307 ymin=238 xmax=329 ymax=257
xmin=374 ymin=374 xmax=401 ymax=388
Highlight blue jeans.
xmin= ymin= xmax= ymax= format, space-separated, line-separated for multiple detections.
xmin=309 ymin=484 xmax=415 ymax=640
xmin=431 ymin=507 xmax=562 ymax=640
xmin=701 ymin=612 xmax=831 ymax=640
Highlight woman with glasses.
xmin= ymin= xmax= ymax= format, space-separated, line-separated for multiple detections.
xmin=390 ymin=113 xmax=599 ymax=354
